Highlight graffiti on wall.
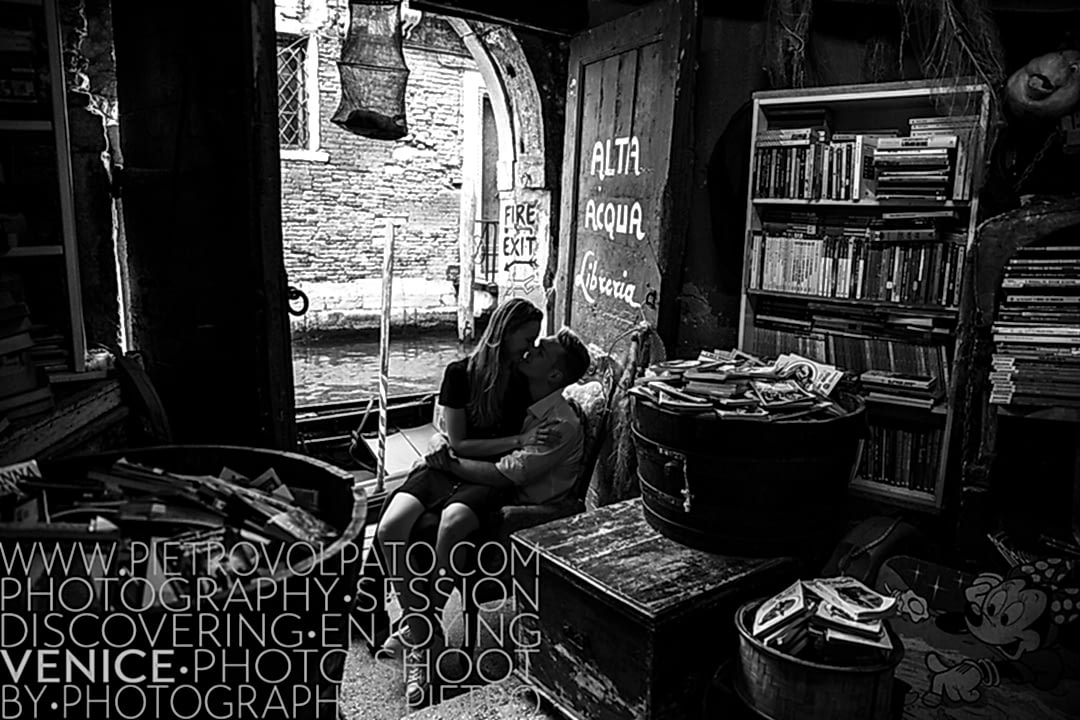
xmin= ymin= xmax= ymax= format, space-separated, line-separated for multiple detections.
xmin=574 ymin=133 xmax=650 ymax=314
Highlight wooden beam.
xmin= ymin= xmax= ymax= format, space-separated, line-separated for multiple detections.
xmin=410 ymin=0 xmax=588 ymax=36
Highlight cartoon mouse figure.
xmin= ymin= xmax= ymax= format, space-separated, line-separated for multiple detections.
xmin=924 ymin=558 xmax=1080 ymax=706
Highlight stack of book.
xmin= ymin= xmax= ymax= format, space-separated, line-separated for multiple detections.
xmin=873 ymin=135 xmax=958 ymax=202
xmin=632 ymin=349 xmax=846 ymax=421
xmin=751 ymin=576 xmax=898 ymax=661
xmin=990 ymin=238 xmax=1080 ymax=409
xmin=907 ymin=114 xmax=979 ymax=200
xmin=0 ymin=289 xmax=53 ymax=422
xmin=860 ymin=369 xmax=943 ymax=410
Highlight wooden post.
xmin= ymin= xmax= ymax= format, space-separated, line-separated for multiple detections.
xmin=458 ymin=180 xmax=476 ymax=343
xmin=376 ymin=221 xmax=396 ymax=493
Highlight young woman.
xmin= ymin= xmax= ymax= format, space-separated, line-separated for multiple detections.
xmin=373 ymin=298 xmax=556 ymax=704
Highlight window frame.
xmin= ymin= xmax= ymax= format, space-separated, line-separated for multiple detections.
xmin=276 ymin=20 xmax=327 ymax=162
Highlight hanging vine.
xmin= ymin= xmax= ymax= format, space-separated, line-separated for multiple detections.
xmin=898 ymin=0 xmax=1004 ymax=88
xmin=765 ymin=0 xmax=1005 ymax=101
xmin=765 ymin=0 xmax=816 ymax=88
xmin=764 ymin=0 xmax=1008 ymax=186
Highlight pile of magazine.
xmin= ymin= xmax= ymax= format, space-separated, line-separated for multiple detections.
xmin=751 ymin=576 xmax=898 ymax=662
xmin=629 ymin=348 xmax=848 ymax=420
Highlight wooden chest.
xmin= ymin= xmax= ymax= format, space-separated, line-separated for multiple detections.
xmin=510 ymin=499 xmax=796 ymax=720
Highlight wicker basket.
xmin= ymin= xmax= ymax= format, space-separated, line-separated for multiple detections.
xmin=734 ymin=599 xmax=903 ymax=720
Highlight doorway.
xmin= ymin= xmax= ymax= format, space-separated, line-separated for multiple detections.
xmin=274 ymin=3 xmax=550 ymax=411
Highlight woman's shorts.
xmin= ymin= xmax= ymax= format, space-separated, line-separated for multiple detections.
xmin=398 ymin=464 xmax=509 ymax=517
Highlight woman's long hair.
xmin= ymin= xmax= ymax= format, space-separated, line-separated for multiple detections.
xmin=467 ymin=298 xmax=542 ymax=429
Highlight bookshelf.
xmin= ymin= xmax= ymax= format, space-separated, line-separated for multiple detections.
xmin=738 ymin=79 xmax=993 ymax=512
xmin=0 ymin=0 xmax=86 ymax=378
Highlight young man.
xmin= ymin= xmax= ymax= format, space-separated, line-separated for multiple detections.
xmin=424 ymin=327 xmax=591 ymax=506
xmin=398 ymin=327 xmax=591 ymax=705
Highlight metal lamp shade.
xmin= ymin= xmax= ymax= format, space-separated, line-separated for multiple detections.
xmin=332 ymin=0 xmax=409 ymax=140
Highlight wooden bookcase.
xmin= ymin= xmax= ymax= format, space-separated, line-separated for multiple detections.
xmin=738 ymin=79 xmax=993 ymax=512
xmin=0 ymin=0 xmax=85 ymax=373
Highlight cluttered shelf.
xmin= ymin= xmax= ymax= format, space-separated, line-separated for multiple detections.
xmin=0 ymin=371 xmax=130 ymax=466
xmin=753 ymin=198 xmax=971 ymax=209
xmin=0 ymin=245 xmax=64 ymax=257
xmin=848 ymin=476 xmax=938 ymax=510
xmin=746 ymin=289 xmax=960 ymax=317
xmin=995 ymin=405 xmax=1080 ymax=423
xmin=0 ymin=119 xmax=50 ymax=131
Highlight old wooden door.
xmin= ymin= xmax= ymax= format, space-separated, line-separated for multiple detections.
xmin=554 ymin=0 xmax=699 ymax=353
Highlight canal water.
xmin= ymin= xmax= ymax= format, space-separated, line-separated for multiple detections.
xmin=291 ymin=332 xmax=474 ymax=407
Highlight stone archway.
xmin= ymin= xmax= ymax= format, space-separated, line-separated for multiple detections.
xmin=446 ymin=18 xmax=553 ymax=326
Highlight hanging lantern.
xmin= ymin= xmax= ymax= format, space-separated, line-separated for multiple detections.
xmin=332 ymin=0 xmax=409 ymax=140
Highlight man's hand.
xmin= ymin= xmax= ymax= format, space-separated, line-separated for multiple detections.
xmin=520 ymin=418 xmax=562 ymax=448
xmin=425 ymin=445 xmax=455 ymax=473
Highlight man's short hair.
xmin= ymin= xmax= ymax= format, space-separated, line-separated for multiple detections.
xmin=554 ymin=328 xmax=590 ymax=387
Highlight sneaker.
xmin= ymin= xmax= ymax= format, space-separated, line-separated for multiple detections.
xmin=404 ymin=648 xmax=429 ymax=707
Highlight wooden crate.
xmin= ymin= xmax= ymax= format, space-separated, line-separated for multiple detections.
xmin=510 ymin=499 xmax=797 ymax=720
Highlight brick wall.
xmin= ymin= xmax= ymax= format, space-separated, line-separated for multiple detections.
xmin=278 ymin=6 xmax=486 ymax=334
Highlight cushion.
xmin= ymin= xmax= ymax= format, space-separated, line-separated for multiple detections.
xmin=873 ymin=554 xmax=1080 ymax=719
xmin=563 ymin=380 xmax=607 ymax=500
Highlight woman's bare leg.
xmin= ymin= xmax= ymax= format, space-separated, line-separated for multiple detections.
xmin=430 ymin=502 xmax=481 ymax=623
xmin=375 ymin=492 xmax=432 ymax=643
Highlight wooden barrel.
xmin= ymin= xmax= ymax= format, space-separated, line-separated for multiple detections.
xmin=734 ymin=599 xmax=903 ymax=720
xmin=12 ymin=445 xmax=367 ymax=720
xmin=631 ymin=393 xmax=865 ymax=557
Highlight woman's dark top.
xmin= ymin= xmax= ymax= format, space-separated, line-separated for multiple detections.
xmin=438 ymin=357 xmax=532 ymax=440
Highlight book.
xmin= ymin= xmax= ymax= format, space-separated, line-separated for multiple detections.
xmin=859 ymin=370 xmax=936 ymax=392
xmin=877 ymin=135 xmax=958 ymax=150
xmin=773 ymin=353 xmax=843 ymax=395
xmin=0 ymin=385 xmax=52 ymax=415
xmin=824 ymin=626 xmax=893 ymax=651
xmin=750 ymin=379 xmax=817 ymax=409
xmin=0 ymin=330 xmax=33 ymax=357
xmin=810 ymin=599 xmax=884 ymax=638
xmin=0 ymin=359 xmax=39 ymax=398
xmin=805 ymin=576 xmax=898 ymax=620
xmin=753 ymin=580 xmax=807 ymax=637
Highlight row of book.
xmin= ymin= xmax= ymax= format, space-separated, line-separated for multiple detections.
xmin=747 ymin=232 xmax=966 ymax=307
xmin=758 ymin=208 xmax=957 ymax=242
xmin=989 ymin=239 xmax=1080 ymax=409
xmin=752 ymin=129 xmax=881 ymax=202
xmin=751 ymin=123 xmax=975 ymax=203
xmin=751 ymin=576 xmax=898 ymax=660
xmin=629 ymin=350 xmax=846 ymax=421
xmin=749 ymin=322 xmax=951 ymax=382
xmin=855 ymin=422 xmax=943 ymax=494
